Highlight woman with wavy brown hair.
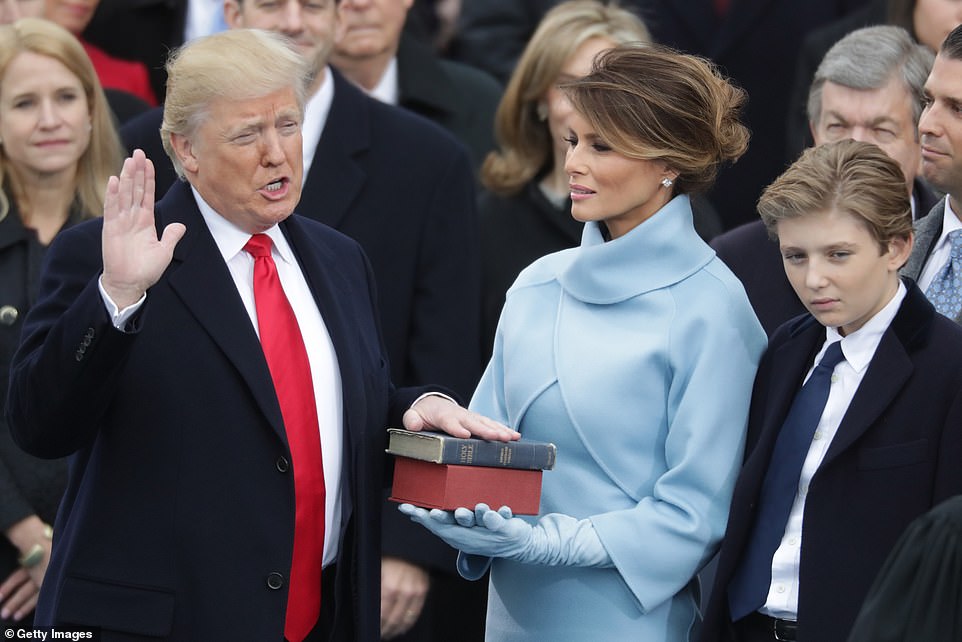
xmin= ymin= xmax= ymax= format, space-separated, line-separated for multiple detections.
xmin=477 ymin=0 xmax=724 ymax=359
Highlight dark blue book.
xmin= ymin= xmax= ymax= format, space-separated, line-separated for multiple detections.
xmin=386 ymin=428 xmax=556 ymax=470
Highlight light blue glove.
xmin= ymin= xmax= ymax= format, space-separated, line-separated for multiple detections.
xmin=399 ymin=503 xmax=612 ymax=569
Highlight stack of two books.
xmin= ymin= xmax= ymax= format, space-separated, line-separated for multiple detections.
xmin=386 ymin=428 xmax=557 ymax=515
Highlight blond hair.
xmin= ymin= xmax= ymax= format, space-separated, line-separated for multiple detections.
xmin=0 ymin=18 xmax=122 ymax=220
xmin=758 ymin=139 xmax=912 ymax=251
xmin=161 ymin=28 xmax=311 ymax=180
xmin=481 ymin=0 xmax=651 ymax=195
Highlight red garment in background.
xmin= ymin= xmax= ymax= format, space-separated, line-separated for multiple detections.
xmin=81 ymin=39 xmax=157 ymax=106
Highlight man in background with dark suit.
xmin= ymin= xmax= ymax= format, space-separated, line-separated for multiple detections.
xmin=903 ymin=24 xmax=962 ymax=325
xmin=713 ymin=25 xmax=936 ymax=335
xmin=331 ymin=0 xmax=502 ymax=174
xmin=5 ymin=28 xmax=515 ymax=641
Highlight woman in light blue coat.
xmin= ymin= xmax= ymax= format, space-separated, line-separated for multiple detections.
xmin=402 ymin=44 xmax=767 ymax=641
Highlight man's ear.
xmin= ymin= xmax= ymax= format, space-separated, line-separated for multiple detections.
xmin=223 ymin=1 xmax=243 ymax=29
xmin=170 ymin=133 xmax=200 ymax=176
xmin=889 ymin=232 xmax=914 ymax=271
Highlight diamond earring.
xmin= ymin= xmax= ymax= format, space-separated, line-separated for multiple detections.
xmin=661 ymin=177 xmax=673 ymax=188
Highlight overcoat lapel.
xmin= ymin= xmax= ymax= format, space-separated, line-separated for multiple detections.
xmin=159 ymin=183 xmax=288 ymax=444
xmin=741 ymin=323 xmax=820 ymax=481
xmin=821 ymin=334 xmax=912 ymax=466
xmin=822 ymin=284 xmax=932 ymax=465
xmin=298 ymin=71 xmax=368 ymax=230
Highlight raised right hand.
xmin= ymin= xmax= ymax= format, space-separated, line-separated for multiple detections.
xmin=101 ymin=149 xmax=186 ymax=309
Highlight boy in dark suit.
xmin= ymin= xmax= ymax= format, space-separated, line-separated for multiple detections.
xmin=701 ymin=139 xmax=962 ymax=642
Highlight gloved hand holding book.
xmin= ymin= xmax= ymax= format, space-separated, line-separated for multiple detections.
xmin=399 ymin=502 xmax=612 ymax=570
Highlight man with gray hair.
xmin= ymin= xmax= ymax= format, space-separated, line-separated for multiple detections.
xmin=6 ymin=28 xmax=516 ymax=642
xmin=807 ymin=24 xmax=938 ymax=219
xmin=712 ymin=24 xmax=937 ymax=336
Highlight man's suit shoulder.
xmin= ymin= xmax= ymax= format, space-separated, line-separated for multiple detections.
xmin=711 ymin=220 xmax=771 ymax=268
xmin=288 ymin=212 xmax=365 ymax=254
xmin=361 ymin=89 xmax=470 ymax=162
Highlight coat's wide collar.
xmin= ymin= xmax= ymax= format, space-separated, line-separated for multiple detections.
xmin=558 ymin=195 xmax=714 ymax=304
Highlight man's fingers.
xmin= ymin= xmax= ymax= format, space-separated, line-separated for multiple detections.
xmin=131 ymin=151 xmax=146 ymax=210
xmin=143 ymin=156 xmax=156 ymax=212
xmin=103 ymin=175 xmax=120 ymax=220
xmin=160 ymin=223 xmax=187 ymax=253
xmin=117 ymin=155 xmax=135 ymax=215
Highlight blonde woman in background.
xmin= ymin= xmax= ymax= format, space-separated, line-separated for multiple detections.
xmin=0 ymin=17 xmax=121 ymax=625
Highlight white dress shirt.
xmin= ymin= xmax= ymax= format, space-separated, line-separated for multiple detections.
xmin=760 ymin=282 xmax=908 ymax=620
xmin=100 ymin=189 xmax=345 ymax=566
xmin=301 ymin=67 xmax=335 ymax=176
xmin=918 ymin=196 xmax=962 ymax=292
xmin=366 ymin=57 xmax=400 ymax=105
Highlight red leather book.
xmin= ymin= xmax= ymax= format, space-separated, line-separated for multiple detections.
xmin=389 ymin=457 xmax=543 ymax=515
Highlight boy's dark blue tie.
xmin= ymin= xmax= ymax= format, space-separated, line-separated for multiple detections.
xmin=728 ymin=341 xmax=846 ymax=620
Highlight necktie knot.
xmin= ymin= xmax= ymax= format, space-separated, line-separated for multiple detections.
xmin=244 ymin=234 xmax=273 ymax=259
xmin=815 ymin=341 xmax=844 ymax=373
xmin=949 ymin=230 xmax=962 ymax=260
xmin=925 ymin=230 xmax=962 ymax=319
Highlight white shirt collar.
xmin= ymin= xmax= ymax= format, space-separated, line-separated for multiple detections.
xmin=191 ymin=186 xmax=296 ymax=267
xmin=302 ymin=66 xmax=335 ymax=175
xmin=936 ymin=195 xmax=962 ymax=246
xmin=821 ymin=280 xmax=907 ymax=375
xmin=368 ymin=57 xmax=399 ymax=105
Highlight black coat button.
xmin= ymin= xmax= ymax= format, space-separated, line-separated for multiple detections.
xmin=276 ymin=456 xmax=289 ymax=473
xmin=266 ymin=572 xmax=284 ymax=590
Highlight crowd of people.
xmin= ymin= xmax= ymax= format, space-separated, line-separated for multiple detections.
xmin=0 ymin=1 xmax=961 ymax=641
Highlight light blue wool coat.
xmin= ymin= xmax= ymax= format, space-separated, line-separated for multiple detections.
xmin=467 ymin=196 xmax=767 ymax=641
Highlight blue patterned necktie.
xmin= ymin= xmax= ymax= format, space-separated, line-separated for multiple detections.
xmin=728 ymin=341 xmax=846 ymax=621
xmin=925 ymin=229 xmax=962 ymax=319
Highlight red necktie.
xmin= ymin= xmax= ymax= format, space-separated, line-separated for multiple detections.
xmin=244 ymin=234 xmax=325 ymax=642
